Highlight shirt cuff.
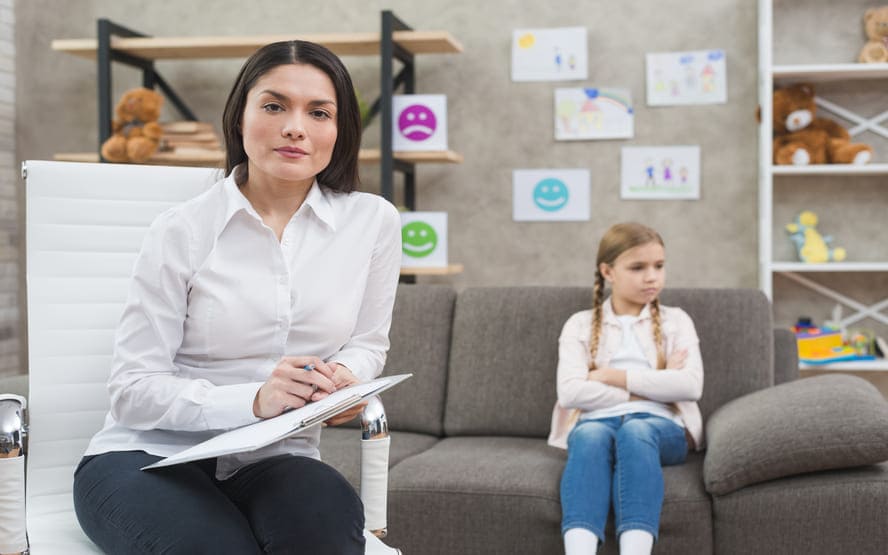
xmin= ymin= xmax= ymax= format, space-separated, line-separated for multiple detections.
xmin=203 ymin=382 xmax=264 ymax=430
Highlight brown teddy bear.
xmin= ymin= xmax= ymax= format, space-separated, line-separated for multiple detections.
xmin=100 ymin=87 xmax=164 ymax=163
xmin=858 ymin=6 xmax=888 ymax=63
xmin=771 ymin=83 xmax=872 ymax=165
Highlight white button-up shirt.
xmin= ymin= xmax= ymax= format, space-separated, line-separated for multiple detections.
xmin=85 ymin=173 xmax=402 ymax=478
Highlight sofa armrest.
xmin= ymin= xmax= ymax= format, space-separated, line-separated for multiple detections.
xmin=773 ymin=328 xmax=799 ymax=385
xmin=703 ymin=374 xmax=888 ymax=496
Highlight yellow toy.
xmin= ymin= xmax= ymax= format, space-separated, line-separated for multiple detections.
xmin=785 ymin=210 xmax=846 ymax=263
xmin=858 ymin=6 xmax=888 ymax=63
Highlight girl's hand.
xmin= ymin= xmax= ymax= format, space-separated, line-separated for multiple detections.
xmin=325 ymin=363 xmax=366 ymax=426
xmin=667 ymin=349 xmax=689 ymax=369
xmin=253 ymin=356 xmax=337 ymax=419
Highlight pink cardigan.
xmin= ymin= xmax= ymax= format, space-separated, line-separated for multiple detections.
xmin=548 ymin=298 xmax=704 ymax=450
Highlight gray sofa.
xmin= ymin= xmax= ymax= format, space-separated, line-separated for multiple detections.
xmin=321 ymin=285 xmax=888 ymax=555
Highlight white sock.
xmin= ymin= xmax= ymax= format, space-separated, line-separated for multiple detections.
xmin=564 ymin=527 xmax=599 ymax=555
xmin=619 ymin=529 xmax=654 ymax=555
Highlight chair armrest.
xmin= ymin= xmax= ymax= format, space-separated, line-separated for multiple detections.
xmin=773 ymin=328 xmax=799 ymax=385
xmin=360 ymin=396 xmax=391 ymax=539
xmin=704 ymin=374 xmax=888 ymax=496
xmin=0 ymin=395 xmax=27 ymax=555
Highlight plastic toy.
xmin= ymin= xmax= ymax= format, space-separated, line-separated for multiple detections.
xmin=785 ymin=211 xmax=846 ymax=263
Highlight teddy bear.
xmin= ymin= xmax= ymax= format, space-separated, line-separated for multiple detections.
xmin=785 ymin=211 xmax=846 ymax=263
xmin=858 ymin=6 xmax=888 ymax=63
xmin=100 ymin=87 xmax=164 ymax=163
xmin=771 ymin=83 xmax=872 ymax=165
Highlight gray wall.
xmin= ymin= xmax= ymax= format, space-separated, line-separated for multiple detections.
xmin=0 ymin=0 xmax=17 ymax=378
xmin=11 ymin=1 xmax=887 ymax=373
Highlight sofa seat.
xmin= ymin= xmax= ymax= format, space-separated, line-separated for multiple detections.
xmin=712 ymin=461 xmax=888 ymax=555
xmin=320 ymin=428 xmax=441 ymax=486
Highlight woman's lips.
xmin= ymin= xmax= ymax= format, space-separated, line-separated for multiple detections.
xmin=275 ymin=147 xmax=308 ymax=158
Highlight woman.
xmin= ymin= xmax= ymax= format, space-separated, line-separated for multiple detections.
xmin=72 ymin=41 xmax=402 ymax=554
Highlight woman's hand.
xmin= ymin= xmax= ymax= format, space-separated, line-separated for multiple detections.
xmin=667 ymin=349 xmax=689 ymax=369
xmin=325 ymin=363 xmax=367 ymax=426
xmin=253 ymin=356 xmax=337 ymax=419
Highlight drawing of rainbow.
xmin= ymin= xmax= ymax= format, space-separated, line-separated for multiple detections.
xmin=583 ymin=88 xmax=633 ymax=114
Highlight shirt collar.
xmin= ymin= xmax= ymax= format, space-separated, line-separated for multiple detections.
xmin=221 ymin=170 xmax=337 ymax=232
xmin=601 ymin=296 xmax=652 ymax=325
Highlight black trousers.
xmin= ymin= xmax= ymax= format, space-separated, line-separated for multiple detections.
xmin=73 ymin=451 xmax=365 ymax=554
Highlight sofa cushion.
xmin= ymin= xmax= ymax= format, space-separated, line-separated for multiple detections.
xmin=658 ymin=289 xmax=774 ymax=418
xmin=444 ymin=287 xmax=774 ymax=438
xmin=343 ymin=284 xmax=455 ymax=436
xmin=319 ymin=427 xmax=440 ymax=487
xmin=712 ymin=462 xmax=888 ymax=555
xmin=385 ymin=437 xmax=712 ymax=555
xmin=704 ymin=374 xmax=888 ymax=495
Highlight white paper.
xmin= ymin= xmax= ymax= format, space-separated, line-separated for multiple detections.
xmin=555 ymin=87 xmax=634 ymax=140
xmin=400 ymin=212 xmax=448 ymax=268
xmin=646 ymin=49 xmax=727 ymax=106
xmin=513 ymin=169 xmax=590 ymax=221
xmin=142 ymin=374 xmax=412 ymax=470
xmin=512 ymin=27 xmax=588 ymax=82
xmin=392 ymin=95 xmax=448 ymax=151
xmin=621 ymin=146 xmax=700 ymax=200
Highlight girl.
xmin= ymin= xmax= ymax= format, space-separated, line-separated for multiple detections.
xmin=72 ymin=41 xmax=402 ymax=554
xmin=548 ymin=223 xmax=704 ymax=555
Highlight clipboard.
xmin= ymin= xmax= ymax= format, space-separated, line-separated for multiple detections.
xmin=142 ymin=373 xmax=412 ymax=470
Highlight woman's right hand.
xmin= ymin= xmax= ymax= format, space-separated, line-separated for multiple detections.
xmin=253 ymin=356 xmax=337 ymax=419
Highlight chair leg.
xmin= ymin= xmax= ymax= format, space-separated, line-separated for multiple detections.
xmin=0 ymin=395 xmax=28 ymax=555
xmin=361 ymin=396 xmax=391 ymax=539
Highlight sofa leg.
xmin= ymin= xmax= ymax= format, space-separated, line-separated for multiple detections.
xmin=361 ymin=396 xmax=391 ymax=539
xmin=0 ymin=395 xmax=28 ymax=555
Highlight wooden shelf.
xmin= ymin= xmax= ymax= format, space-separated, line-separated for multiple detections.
xmin=400 ymin=264 xmax=463 ymax=276
xmin=772 ymin=62 xmax=888 ymax=83
xmin=771 ymin=262 xmax=888 ymax=273
xmin=771 ymin=163 xmax=888 ymax=176
xmin=800 ymin=360 xmax=888 ymax=372
xmin=359 ymin=149 xmax=463 ymax=164
xmin=55 ymin=148 xmax=463 ymax=167
xmin=51 ymin=31 xmax=463 ymax=60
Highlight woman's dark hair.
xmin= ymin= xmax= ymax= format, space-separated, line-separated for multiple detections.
xmin=222 ymin=40 xmax=361 ymax=192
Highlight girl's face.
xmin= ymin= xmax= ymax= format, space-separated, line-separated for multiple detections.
xmin=241 ymin=63 xmax=338 ymax=189
xmin=600 ymin=241 xmax=665 ymax=315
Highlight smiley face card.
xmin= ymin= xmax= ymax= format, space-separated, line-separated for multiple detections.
xmin=513 ymin=169 xmax=590 ymax=221
xmin=400 ymin=211 xmax=448 ymax=268
xmin=392 ymin=95 xmax=448 ymax=152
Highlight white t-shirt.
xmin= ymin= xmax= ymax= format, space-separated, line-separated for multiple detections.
xmin=580 ymin=315 xmax=685 ymax=427
xmin=84 ymin=173 xmax=402 ymax=478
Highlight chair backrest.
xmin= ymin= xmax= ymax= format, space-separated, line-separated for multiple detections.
xmin=25 ymin=160 xmax=219 ymax=527
xmin=443 ymin=286 xmax=775 ymax=438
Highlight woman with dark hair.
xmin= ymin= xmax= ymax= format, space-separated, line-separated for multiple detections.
xmin=72 ymin=41 xmax=401 ymax=554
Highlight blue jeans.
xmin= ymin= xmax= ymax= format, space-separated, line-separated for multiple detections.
xmin=560 ymin=413 xmax=688 ymax=545
xmin=73 ymin=451 xmax=365 ymax=555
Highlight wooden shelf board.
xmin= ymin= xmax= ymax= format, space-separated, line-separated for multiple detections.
xmin=400 ymin=264 xmax=463 ymax=276
xmin=771 ymin=262 xmax=888 ymax=273
xmin=359 ymin=149 xmax=463 ymax=164
xmin=56 ymin=149 xmax=463 ymax=167
xmin=800 ymin=360 xmax=888 ymax=372
xmin=772 ymin=163 xmax=888 ymax=176
xmin=52 ymin=31 xmax=462 ymax=60
xmin=772 ymin=63 xmax=888 ymax=82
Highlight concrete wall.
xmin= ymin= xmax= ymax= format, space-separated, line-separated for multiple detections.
xmin=10 ymin=1 xmax=888 ymax=379
xmin=0 ymin=0 xmax=17 ymax=378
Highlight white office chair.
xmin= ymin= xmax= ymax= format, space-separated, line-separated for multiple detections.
xmin=0 ymin=160 xmax=399 ymax=555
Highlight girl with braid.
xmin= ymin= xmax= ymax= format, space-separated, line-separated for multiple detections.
xmin=548 ymin=223 xmax=704 ymax=555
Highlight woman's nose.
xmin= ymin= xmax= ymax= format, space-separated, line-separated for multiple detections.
xmin=282 ymin=114 xmax=306 ymax=139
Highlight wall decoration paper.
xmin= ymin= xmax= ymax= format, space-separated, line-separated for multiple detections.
xmin=513 ymin=169 xmax=590 ymax=221
xmin=621 ymin=146 xmax=700 ymax=200
xmin=392 ymin=94 xmax=448 ymax=151
xmin=511 ymin=27 xmax=588 ymax=82
xmin=646 ymin=49 xmax=727 ymax=106
xmin=400 ymin=212 xmax=448 ymax=268
xmin=555 ymin=87 xmax=634 ymax=140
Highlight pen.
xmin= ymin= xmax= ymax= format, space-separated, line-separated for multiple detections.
xmin=304 ymin=364 xmax=318 ymax=393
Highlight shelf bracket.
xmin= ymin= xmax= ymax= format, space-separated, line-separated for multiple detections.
xmin=779 ymin=271 xmax=888 ymax=327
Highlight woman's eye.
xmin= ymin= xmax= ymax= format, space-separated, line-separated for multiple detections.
xmin=262 ymin=103 xmax=284 ymax=113
xmin=311 ymin=110 xmax=332 ymax=120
